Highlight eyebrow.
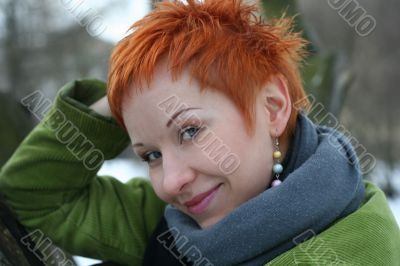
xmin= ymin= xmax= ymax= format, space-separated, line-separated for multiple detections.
xmin=166 ymin=107 xmax=201 ymax=128
xmin=132 ymin=107 xmax=201 ymax=148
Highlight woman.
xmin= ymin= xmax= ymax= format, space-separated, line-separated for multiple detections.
xmin=0 ymin=0 xmax=399 ymax=265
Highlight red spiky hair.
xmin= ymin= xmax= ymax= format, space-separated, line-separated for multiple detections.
xmin=107 ymin=0 xmax=309 ymax=139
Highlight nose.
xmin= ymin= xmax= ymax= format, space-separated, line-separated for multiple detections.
xmin=162 ymin=151 xmax=196 ymax=196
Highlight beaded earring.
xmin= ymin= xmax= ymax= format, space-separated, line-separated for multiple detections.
xmin=272 ymin=134 xmax=283 ymax=187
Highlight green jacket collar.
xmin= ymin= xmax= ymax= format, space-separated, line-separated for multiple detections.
xmin=267 ymin=181 xmax=400 ymax=265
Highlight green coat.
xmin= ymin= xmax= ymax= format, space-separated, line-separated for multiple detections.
xmin=0 ymin=80 xmax=399 ymax=265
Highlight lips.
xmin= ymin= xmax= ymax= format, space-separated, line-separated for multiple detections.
xmin=184 ymin=183 xmax=222 ymax=215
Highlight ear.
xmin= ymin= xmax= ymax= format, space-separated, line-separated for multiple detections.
xmin=261 ymin=75 xmax=292 ymax=137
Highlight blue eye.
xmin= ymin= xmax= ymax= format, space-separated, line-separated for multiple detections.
xmin=179 ymin=126 xmax=201 ymax=143
xmin=142 ymin=151 xmax=162 ymax=163
xmin=140 ymin=126 xmax=201 ymax=163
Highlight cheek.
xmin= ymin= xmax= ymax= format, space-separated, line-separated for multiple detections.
xmin=148 ymin=169 xmax=170 ymax=202
xmin=230 ymin=133 xmax=273 ymax=180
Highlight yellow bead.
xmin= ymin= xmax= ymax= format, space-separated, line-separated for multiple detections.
xmin=273 ymin=151 xmax=282 ymax=159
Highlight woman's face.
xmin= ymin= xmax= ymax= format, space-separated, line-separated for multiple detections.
xmin=122 ymin=61 xmax=285 ymax=228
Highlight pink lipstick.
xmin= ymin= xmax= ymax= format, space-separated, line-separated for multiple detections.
xmin=184 ymin=184 xmax=222 ymax=215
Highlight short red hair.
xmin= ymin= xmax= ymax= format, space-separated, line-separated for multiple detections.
xmin=108 ymin=0 xmax=309 ymax=139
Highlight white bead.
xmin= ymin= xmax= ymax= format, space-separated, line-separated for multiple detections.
xmin=272 ymin=179 xmax=282 ymax=187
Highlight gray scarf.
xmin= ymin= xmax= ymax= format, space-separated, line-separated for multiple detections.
xmin=164 ymin=114 xmax=365 ymax=266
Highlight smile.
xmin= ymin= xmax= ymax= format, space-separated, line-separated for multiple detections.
xmin=184 ymin=183 xmax=222 ymax=215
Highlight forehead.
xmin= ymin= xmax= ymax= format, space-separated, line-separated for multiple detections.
xmin=121 ymin=59 xmax=247 ymax=141
xmin=121 ymin=64 xmax=208 ymax=140
xmin=123 ymin=67 xmax=203 ymax=116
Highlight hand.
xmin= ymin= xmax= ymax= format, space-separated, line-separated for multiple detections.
xmin=89 ymin=96 xmax=112 ymax=117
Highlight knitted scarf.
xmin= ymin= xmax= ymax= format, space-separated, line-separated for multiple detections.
xmin=164 ymin=114 xmax=365 ymax=266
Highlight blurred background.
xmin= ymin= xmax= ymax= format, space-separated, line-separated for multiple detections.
xmin=0 ymin=0 xmax=399 ymax=265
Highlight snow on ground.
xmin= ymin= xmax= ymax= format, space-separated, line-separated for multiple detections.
xmin=74 ymin=256 xmax=101 ymax=266
xmin=97 ymin=157 xmax=149 ymax=182
xmin=388 ymin=197 xmax=400 ymax=225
